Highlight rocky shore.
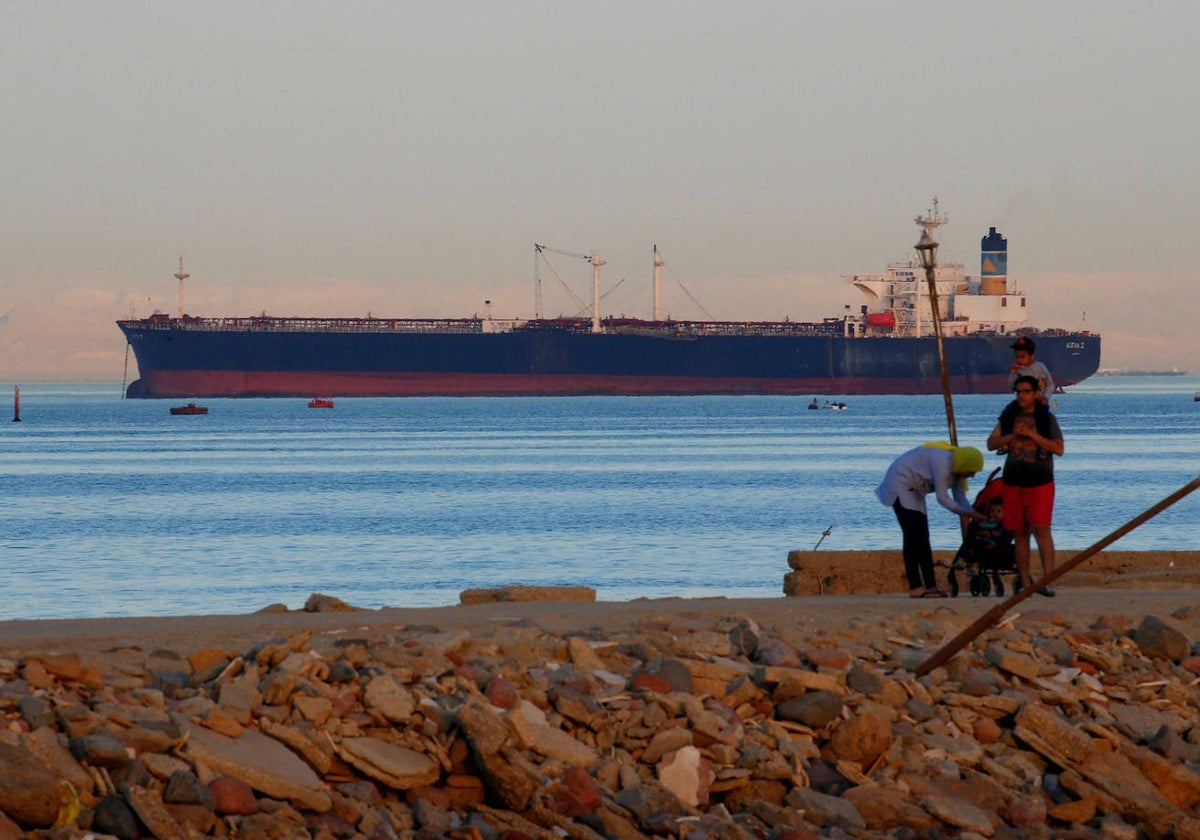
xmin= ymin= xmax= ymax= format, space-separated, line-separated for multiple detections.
xmin=4 ymin=582 xmax=1200 ymax=839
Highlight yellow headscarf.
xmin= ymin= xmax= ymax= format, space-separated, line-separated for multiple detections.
xmin=922 ymin=441 xmax=983 ymax=489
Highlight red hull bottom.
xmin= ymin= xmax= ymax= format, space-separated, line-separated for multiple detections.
xmin=131 ymin=370 xmax=1052 ymax=398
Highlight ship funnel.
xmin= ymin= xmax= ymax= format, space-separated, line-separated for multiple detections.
xmin=980 ymin=227 xmax=1007 ymax=296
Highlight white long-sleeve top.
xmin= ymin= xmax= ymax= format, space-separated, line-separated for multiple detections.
xmin=875 ymin=446 xmax=975 ymax=516
xmin=1007 ymin=360 xmax=1055 ymax=395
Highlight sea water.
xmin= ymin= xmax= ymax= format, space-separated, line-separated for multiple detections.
xmin=1 ymin=377 xmax=1197 ymax=620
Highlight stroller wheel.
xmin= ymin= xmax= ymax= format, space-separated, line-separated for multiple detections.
xmin=968 ymin=575 xmax=980 ymax=597
xmin=993 ymin=574 xmax=1005 ymax=598
xmin=948 ymin=569 xmax=960 ymax=597
xmin=980 ymin=574 xmax=991 ymax=596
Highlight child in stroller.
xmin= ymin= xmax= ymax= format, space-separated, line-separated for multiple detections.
xmin=947 ymin=470 xmax=1017 ymax=597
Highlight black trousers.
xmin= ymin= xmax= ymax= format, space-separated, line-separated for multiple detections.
xmin=893 ymin=499 xmax=936 ymax=590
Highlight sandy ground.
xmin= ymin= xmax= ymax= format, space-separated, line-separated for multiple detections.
xmin=2 ymin=551 xmax=1199 ymax=669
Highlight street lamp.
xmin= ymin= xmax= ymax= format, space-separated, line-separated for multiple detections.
xmin=915 ymin=227 xmax=958 ymax=445
xmin=914 ymin=228 xmax=937 ymax=273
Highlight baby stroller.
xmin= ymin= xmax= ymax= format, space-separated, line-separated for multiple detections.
xmin=946 ymin=468 xmax=1018 ymax=598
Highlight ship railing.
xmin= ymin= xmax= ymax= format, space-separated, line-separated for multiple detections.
xmin=522 ymin=318 xmax=845 ymax=337
xmin=121 ymin=315 xmax=859 ymax=338
xmin=124 ymin=317 xmax=487 ymax=334
xmin=1038 ymin=327 xmax=1100 ymax=338
xmin=669 ymin=321 xmax=844 ymax=337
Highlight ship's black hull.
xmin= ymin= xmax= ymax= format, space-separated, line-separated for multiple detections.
xmin=118 ymin=322 xmax=1101 ymax=397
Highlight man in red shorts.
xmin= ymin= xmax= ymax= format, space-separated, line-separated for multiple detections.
xmin=986 ymin=375 xmax=1065 ymax=596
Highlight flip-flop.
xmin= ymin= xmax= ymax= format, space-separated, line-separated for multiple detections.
xmin=911 ymin=589 xmax=948 ymax=599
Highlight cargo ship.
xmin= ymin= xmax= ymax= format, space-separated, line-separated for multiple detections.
xmin=117 ymin=206 xmax=1100 ymax=398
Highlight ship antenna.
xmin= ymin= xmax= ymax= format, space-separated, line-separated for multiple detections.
xmin=914 ymin=196 xmax=948 ymax=238
xmin=174 ymin=255 xmax=190 ymax=319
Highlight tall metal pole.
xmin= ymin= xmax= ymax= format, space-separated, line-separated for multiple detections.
xmin=590 ymin=252 xmax=605 ymax=333
xmin=652 ymin=245 xmax=664 ymax=322
xmin=175 ymin=256 xmax=189 ymax=319
xmin=914 ymin=210 xmax=957 ymax=445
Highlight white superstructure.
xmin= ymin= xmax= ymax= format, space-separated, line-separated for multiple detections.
xmin=842 ymin=210 xmax=1028 ymax=339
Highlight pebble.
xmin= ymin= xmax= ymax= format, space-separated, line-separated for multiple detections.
xmin=3 ymin=595 xmax=1200 ymax=838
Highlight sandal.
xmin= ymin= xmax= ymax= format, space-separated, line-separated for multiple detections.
xmin=911 ymin=589 xmax=948 ymax=599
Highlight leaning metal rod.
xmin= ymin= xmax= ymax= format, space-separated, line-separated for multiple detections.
xmin=813 ymin=524 xmax=834 ymax=551
xmin=915 ymin=475 xmax=1200 ymax=677
xmin=924 ymin=264 xmax=957 ymax=446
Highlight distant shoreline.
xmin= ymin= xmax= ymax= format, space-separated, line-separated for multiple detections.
xmin=1099 ymin=369 xmax=1190 ymax=376
xmin=3 ymin=371 xmax=1194 ymax=390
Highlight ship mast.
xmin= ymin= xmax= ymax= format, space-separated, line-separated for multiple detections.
xmin=913 ymin=196 xmax=957 ymax=445
xmin=174 ymin=256 xmax=189 ymax=319
xmin=911 ymin=198 xmax=948 ymax=337
xmin=589 ymin=252 xmax=605 ymax=333
xmin=652 ymin=245 xmax=664 ymax=321
xmin=913 ymin=196 xmax=948 ymax=241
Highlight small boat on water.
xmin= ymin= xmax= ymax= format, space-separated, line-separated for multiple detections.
xmin=308 ymin=397 xmax=335 ymax=408
xmin=1194 ymin=390 xmax=1200 ymax=402
xmin=169 ymin=403 xmax=208 ymax=415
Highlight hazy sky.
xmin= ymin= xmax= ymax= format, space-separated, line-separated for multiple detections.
xmin=3 ymin=1 xmax=1199 ymax=379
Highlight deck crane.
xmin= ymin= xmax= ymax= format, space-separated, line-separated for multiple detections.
xmin=533 ymin=245 xmax=606 ymax=332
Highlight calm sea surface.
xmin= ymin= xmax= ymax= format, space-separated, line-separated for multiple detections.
xmin=1 ymin=377 xmax=1198 ymax=620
